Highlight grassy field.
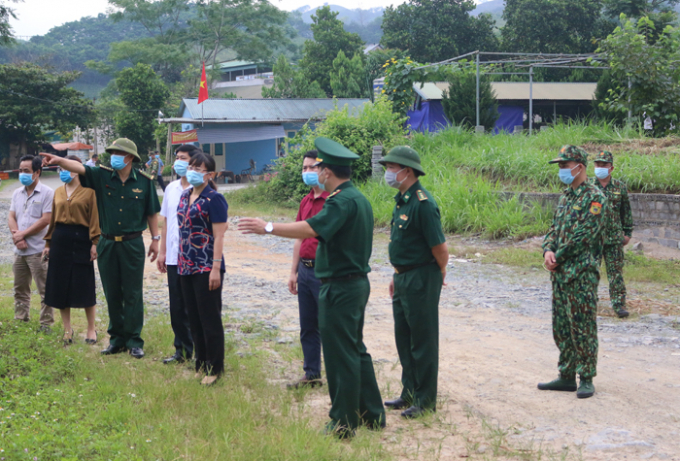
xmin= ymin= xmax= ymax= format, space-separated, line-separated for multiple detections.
xmin=0 ymin=264 xmax=388 ymax=460
xmin=0 ymin=178 xmax=17 ymax=193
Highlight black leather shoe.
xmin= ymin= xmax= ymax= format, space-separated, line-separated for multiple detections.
xmin=129 ymin=348 xmax=145 ymax=359
xmin=101 ymin=345 xmax=127 ymax=355
xmin=384 ymin=397 xmax=410 ymax=410
xmin=616 ymin=309 xmax=630 ymax=318
xmin=163 ymin=352 xmax=186 ymax=364
xmin=401 ymin=406 xmax=428 ymax=419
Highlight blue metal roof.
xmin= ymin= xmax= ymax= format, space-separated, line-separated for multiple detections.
xmin=179 ymin=98 xmax=370 ymax=123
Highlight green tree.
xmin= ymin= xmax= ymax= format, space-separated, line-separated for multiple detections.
xmin=441 ymin=67 xmax=498 ymax=129
xmin=299 ymin=6 xmax=364 ymax=96
xmin=0 ymin=0 xmax=20 ymax=45
xmin=381 ymin=0 xmax=498 ymax=64
xmin=0 ymin=63 xmax=95 ymax=146
xmin=502 ymin=0 xmax=604 ymax=53
xmin=261 ymin=55 xmax=325 ymax=98
xmin=330 ymin=50 xmax=367 ymax=98
xmin=114 ymin=63 xmax=170 ymax=155
xmin=603 ymin=0 xmax=679 ymax=36
xmin=596 ymin=15 xmax=680 ymax=135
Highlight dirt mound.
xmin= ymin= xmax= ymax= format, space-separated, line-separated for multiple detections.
xmin=583 ymin=137 xmax=680 ymax=157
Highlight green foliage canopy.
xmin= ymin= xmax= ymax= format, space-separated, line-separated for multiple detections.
xmin=330 ymin=50 xmax=368 ymax=98
xmin=441 ymin=66 xmax=498 ymax=130
xmin=261 ymin=54 xmax=325 ymax=98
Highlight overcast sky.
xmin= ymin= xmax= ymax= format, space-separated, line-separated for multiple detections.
xmin=9 ymin=0 xmax=420 ymax=38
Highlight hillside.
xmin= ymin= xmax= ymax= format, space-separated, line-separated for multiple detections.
xmin=295 ymin=4 xmax=384 ymax=25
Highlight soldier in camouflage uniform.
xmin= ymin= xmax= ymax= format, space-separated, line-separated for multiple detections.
xmin=539 ymin=145 xmax=607 ymax=399
xmin=590 ymin=151 xmax=633 ymax=319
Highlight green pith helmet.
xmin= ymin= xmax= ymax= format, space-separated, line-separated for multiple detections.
xmin=105 ymin=138 xmax=141 ymax=162
xmin=313 ymin=137 xmax=360 ymax=166
xmin=593 ymin=150 xmax=614 ymax=164
xmin=549 ymin=145 xmax=588 ymax=167
xmin=379 ymin=146 xmax=425 ymax=176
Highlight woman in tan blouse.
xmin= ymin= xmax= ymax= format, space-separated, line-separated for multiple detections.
xmin=42 ymin=155 xmax=101 ymax=345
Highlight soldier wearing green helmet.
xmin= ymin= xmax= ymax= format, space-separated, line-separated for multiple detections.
xmin=379 ymin=146 xmax=448 ymax=418
xmin=40 ymin=138 xmax=161 ymax=359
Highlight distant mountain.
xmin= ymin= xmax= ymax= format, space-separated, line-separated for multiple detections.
xmin=471 ymin=0 xmax=505 ymax=17
xmin=295 ymin=4 xmax=385 ymax=25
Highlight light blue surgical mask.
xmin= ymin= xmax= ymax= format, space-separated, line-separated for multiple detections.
xmin=594 ymin=167 xmax=610 ymax=180
xmin=174 ymin=159 xmax=189 ymax=177
xmin=110 ymin=154 xmax=128 ymax=171
xmin=186 ymin=170 xmax=205 ymax=187
xmin=60 ymin=170 xmax=73 ymax=183
xmin=384 ymin=168 xmax=406 ymax=188
xmin=317 ymin=169 xmax=328 ymax=191
xmin=19 ymin=173 xmax=34 ymax=187
xmin=302 ymin=171 xmax=319 ymax=187
xmin=558 ymin=165 xmax=580 ymax=185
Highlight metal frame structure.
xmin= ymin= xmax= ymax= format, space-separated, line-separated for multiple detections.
xmin=417 ymin=51 xmax=610 ymax=134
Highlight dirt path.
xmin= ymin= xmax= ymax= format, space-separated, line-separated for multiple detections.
xmin=158 ymin=223 xmax=679 ymax=461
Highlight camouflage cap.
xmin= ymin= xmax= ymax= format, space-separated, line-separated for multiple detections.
xmin=548 ymin=145 xmax=588 ymax=166
xmin=593 ymin=150 xmax=614 ymax=164
xmin=105 ymin=138 xmax=141 ymax=162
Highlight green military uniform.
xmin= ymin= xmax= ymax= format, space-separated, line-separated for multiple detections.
xmin=80 ymin=139 xmax=160 ymax=350
xmin=305 ymin=137 xmax=385 ymax=435
xmin=380 ymin=147 xmax=446 ymax=411
xmin=542 ymin=146 xmax=607 ymax=385
xmin=589 ymin=151 xmax=633 ymax=317
xmin=147 ymin=157 xmax=160 ymax=180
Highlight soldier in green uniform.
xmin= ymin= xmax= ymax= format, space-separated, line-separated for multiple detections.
xmin=590 ymin=150 xmax=633 ymax=319
xmin=539 ymin=145 xmax=607 ymax=399
xmin=379 ymin=146 xmax=448 ymax=418
xmin=41 ymin=138 xmax=161 ymax=359
xmin=239 ymin=137 xmax=385 ymax=437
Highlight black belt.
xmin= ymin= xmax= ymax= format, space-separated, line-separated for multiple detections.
xmin=300 ymin=258 xmax=315 ymax=268
xmin=393 ymin=259 xmax=436 ymax=274
xmin=102 ymin=231 xmax=143 ymax=242
xmin=320 ymin=273 xmax=367 ymax=284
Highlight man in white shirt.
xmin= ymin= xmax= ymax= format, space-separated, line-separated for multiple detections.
xmin=156 ymin=145 xmax=200 ymax=363
xmin=8 ymin=155 xmax=55 ymax=332
xmin=85 ymin=154 xmax=98 ymax=167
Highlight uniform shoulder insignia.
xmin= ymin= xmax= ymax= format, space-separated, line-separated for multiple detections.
xmin=589 ymin=202 xmax=602 ymax=215
xmin=417 ymin=190 xmax=428 ymax=201
xmin=329 ymin=189 xmax=342 ymax=198
xmin=138 ymin=169 xmax=154 ymax=180
xmin=99 ymin=165 xmax=113 ymax=172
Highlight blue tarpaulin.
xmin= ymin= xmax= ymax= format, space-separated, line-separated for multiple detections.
xmin=406 ymin=101 xmax=450 ymax=132
xmin=493 ymin=106 xmax=524 ymax=134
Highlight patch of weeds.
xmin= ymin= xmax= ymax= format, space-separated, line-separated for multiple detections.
xmin=623 ymin=251 xmax=680 ymax=285
xmin=485 ymin=248 xmax=544 ymax=270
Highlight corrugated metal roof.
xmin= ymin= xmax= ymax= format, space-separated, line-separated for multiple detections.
xmin=180 ymin=98 xmax=370 ymax=122
xmin=413 ymin=82 xmax=597 ymax=101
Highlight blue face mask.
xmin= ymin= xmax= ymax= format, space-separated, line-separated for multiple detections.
xmin=317 ymin=170 xmax=328 ymax=191
xmin=19 ymin=173 xmax=34 ymax=187
xmin=186 ymin=170 xmax=205 ymax=187
xmin=302 ymin=171 xmax=319 ymax=187
xmin=558 ymin=165 xmax=580 ymax=185
xmin=110 ymin=154 xmax=128 ymax=171
xmin=174 ymin=159 xmax=189 ymax=177
xmin=60 ymin=170 xmax=73 ymax=183
xmin=594 ymin=167 xmax=610 ymax=179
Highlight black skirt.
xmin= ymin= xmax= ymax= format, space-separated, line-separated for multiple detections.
xmin=44 ymin=223 xmax=96 ymax=309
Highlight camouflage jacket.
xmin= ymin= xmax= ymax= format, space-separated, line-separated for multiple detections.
xmin=542 ymin=182 xmax=607 ymax=284
xmin=147 ymin=158 xmax=160 ymax=178
xmin=589 ymin=177 xmax=633 ymax=246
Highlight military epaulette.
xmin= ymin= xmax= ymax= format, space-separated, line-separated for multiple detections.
xmin=329 ymin=189 xmax=342 ymax=198
xmin=138 ymin=169 xmax=154 ymax=180
xmin=99 ymin=165 xmax=113 ymax=172
xmin=417 ymin=190 xmax=428 ymax=201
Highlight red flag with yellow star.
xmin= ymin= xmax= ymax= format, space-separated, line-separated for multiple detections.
xmin=198 ymin=62 xmax=209 ymax=104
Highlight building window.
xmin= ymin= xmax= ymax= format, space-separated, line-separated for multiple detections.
xmin=215 ymin=143 xmax=224 ymax=156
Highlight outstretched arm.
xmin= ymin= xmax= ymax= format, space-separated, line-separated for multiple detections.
xmin=238 ymin=218 xmax=317 ymax=240
xmin=40 ymin=153 xmax=86 ymax=176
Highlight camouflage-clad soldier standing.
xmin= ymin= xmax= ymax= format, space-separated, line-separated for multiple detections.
xmin=539 ymin=146 xmax=607 ymax=399
xmin=590 ymin=150 xmax=633 ymax=319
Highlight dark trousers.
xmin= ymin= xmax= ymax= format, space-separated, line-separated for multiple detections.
xmin=156 ymin=175 xmax=166 ymax=192
xmin=167 ymin=265 xmax=193 ymax=358
xmin=297 ymin=262 xmax=322 ymax=379
xmin=319 ymin=276 xmax=385 ymax=430
xmin=392 ymin=263 xmax=442 ymax=410
xmin=97 ymin=237 xmax=145 ymax=349
xmin=180 ymin=271 xmax=225 ymax=376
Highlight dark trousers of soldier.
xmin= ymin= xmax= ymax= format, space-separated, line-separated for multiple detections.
xmin=156 ymin=175 xmax=166 ymax=192
xmin=551 ymin=270 xmax=599 ymax=380
xmin=97 ymin=237 xmax=146 ymax=349
xmin=319 ymin=276 xmax=385 ymax=430
xmin=297 ymin=262 xmax=322 ymax=379
xmin=392 ymin=263 xmax=442 ymax=410
xmin=167 ymin=265 xmax=194 ymax=358
xmin=598 ymin=244 xmax=626 ymax=314
xmin=180 ymin=271 xmax=225 ymax=376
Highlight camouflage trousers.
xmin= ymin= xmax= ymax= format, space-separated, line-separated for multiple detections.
xmin=598 ymin=244 xmax=626 ymax=313
xmin=551 ymin=270 xmax=599 ymax=380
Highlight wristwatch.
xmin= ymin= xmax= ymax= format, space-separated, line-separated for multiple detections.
xmin=151 ymin=235 xmax=161 ymax=241
xmin=264 ymin=222 xmax=274 ymax=234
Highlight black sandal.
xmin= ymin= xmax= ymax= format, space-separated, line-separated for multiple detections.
xmin=63 ymin=329 xmax=74 ymax=345
xmin=85 ymin=332 xmax=98 ymax=345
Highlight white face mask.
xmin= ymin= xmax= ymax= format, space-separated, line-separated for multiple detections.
xmin=384 ymin=168 xmax=407 ymax=188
